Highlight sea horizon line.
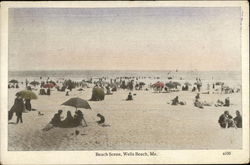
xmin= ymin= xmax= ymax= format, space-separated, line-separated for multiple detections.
xmin=8 ymin=69 xmax=241 ymax=72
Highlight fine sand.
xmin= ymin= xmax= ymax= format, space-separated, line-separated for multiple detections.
xmin=8 ymin=82 xmax=242 ymax=151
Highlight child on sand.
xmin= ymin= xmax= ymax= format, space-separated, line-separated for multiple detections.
xmin=126 ymin=92 xmax=133 ymax=101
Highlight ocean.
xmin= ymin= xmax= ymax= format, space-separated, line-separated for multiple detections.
xmin=8 ymin=70 xmax=241 ymax=86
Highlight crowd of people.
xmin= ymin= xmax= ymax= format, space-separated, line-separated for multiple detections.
xmin=8 ymin=76 xmax=242 ymax=131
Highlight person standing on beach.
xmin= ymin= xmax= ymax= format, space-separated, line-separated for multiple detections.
xmin=207 ymin=83 xmax=210 ymax=91
xmin=15 ymin=95 xmax=25 ymax=124
xmin=9 ymin=94 xmax=24 ymax=122
xmin=224 ymin=97 xmax=230 ymax=107
xmin=221 ymin=83 xmax=224 ymax=94
xmin=47 ymin=88 xmax=51 ymax=95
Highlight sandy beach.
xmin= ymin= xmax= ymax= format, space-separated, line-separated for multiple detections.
xmin=8 ymin=78 xmax=242 ymax=151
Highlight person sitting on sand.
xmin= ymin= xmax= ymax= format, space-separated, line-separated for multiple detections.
xmin=126 ymin=92 xmax=133 ymax=101
xmin=215 ymin=99 xmax=224 ymax=107
xmin=224 ymin=97 xmax=230 ymax=107
xmin=39 ymin=88 xmax=46 ymax=95
xmin=60 ymin=111 xmax=74 ymax=128
xmin=111 ymin=86 xmax=117 ymax=92
xmin=234 ymin=110 xmax=242 ymax=128
xmin=96 ymin=113 xmax=105 ymax=125
xmin=50 ymin=110 xmax=63 ymax=127
xmin=218 ymin=111 xmax=234 ymax=128
xmin=171 ymin=96 xmax=179 ymax=105
xmin=194 ymin=99 xmax=203 ymax=109
xmin=73 ymin=110 xmax=87 ymax=127
xmin=195 ymin=93 xmax=200 ymax=100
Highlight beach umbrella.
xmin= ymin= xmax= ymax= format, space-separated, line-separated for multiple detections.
xmin=16 ymin=90 xmax=37 ymax=100
xmin=173 ymin=82 xmax=181 ymax=86
xmin=184 ymin=82 xmax=192 ymax=86
xmin=30 ymin=81 xmax=40 ymax=86
xmin=9 ymin=79 xmax=18 ymax=84
xmin=48 ymin=81 xmax=57 ymax=86
xmin=139 ymin=82 xmax=146 ymax=86
xmin=62 ymin=97 xmax=91 ymax=110
xmin=43 ymin=83 xmax=55 ymax=88
xmin=215 ymin=82 xmax=224 ymax=85
xmin=165 ymin=82 xmax=175 ymax=89
xmin=153 ymin=82 xmax=164 ymax=88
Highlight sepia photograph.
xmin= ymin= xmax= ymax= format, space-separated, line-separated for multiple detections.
xmin=1 ymin=1 xmax=249 ymax=164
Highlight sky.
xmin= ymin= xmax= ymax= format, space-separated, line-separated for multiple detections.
xmin=8 ymin=7 xmax=242 ymax=71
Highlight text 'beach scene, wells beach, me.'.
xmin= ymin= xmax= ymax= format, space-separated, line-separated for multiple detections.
xmin=8 ymin=7 xmax=242 ymax=150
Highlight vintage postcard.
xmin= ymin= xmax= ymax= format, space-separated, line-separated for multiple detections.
xmin=0 ymin=1 xmax=249 ymax=164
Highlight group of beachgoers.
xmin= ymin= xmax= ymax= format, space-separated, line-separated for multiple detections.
xmin=170 ymin=93 xmax=231 ymax=109
xmin=218 ymin=110 xmax=242 ymax=128
xmin=8 ymin=84 xmax=19 ymax=89
xmin=42 ymin=110 xmax=85 ymax=131
xmin=39 ymin=88 xmax=51 ymax=95
xmin=42 ymin=110 xmax=106 ymax=131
